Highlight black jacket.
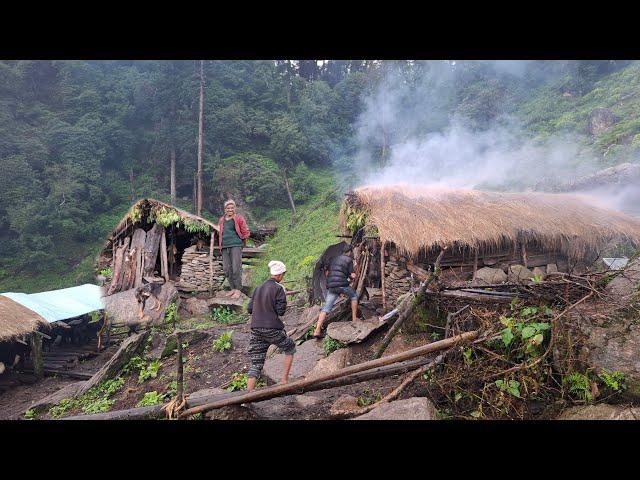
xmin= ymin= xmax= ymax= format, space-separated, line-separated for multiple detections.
xmin=247 ymin=278 xmax=287 ymax=329
xmin=325 ymin=254 xmax=354 ymax=290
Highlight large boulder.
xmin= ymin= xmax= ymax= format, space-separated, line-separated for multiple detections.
xmin=262 ymin=338 xmax=325 ymax=383
xmin=508 ymin=265 xmax=534 ymax=283
xmin=353 ymin=397 xmax=438 ymax=420
xmin=330 ymin=394 xmax=361 ymax=418
xmin=589 ymin=108 xmax=617 ymax=136
xmin=305 ymin=348 xmax=350 ymax=380
xmin=474 ymin=267 xmax=507 ymax=285
xmin=183 ymin=297 xmax=211 ymax=316
xmin=326 ymin=318 xmax=385 ymax=344
xmin=531 ymin=266 xmax=547 ymax=280
xmin=558 ymin=403 xmax=640 ymax=420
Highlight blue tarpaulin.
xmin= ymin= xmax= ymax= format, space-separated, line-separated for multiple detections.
xmin=0 ymin=284 xmax=105 ymax=323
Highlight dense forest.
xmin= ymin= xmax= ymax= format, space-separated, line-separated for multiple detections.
xmin=1 ymin=59 xmax=638 ymax=292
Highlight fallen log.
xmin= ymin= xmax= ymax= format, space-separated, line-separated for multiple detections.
xmin=178 ymin=329 xmax=478 ymax=418
xmin=74 ymin=331 xmax=148 ymax=397
xmin=65 ymin=404 xmax=165 ymax=420
xmin=375 ymin=248 xmax=447 ymax=359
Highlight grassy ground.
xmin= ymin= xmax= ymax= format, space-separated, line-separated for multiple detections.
xmin=251 ymin=170 xmax=342 ymax=292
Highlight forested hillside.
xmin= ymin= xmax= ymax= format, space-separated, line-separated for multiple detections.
xmin=1 ymin=60 xmax=637 ymax=292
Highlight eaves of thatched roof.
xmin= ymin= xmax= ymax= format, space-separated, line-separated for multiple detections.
xmin=343 ymin=184 xmax=640 ymax=261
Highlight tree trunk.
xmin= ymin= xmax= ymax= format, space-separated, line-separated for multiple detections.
xmin=283 ymin=169 xmax=297 ymax=215
xmin=170 ymin=146 xmax=176 ymax=205
xmin=129 ymin=166 xmax=136 ymax=203
xmin=196 ymin=60 xmax=205 ymax=217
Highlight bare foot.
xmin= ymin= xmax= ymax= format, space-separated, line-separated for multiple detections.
xmin=280 ymin=379 xmax=289 ymax=385
xmin=231 ymin=290 xmax=242 ymax=299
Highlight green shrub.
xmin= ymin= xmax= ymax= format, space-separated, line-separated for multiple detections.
xmin=137 ymin=391 xmax=167 ymax=407
xmin=213 ymin=331 xmax=233 ymax=352
xmin=323 ymin=336 xmax=346 ymax=356
xmin=138 ymin=359 xmax=162 ymax=383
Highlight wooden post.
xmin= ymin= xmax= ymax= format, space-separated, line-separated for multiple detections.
xmin=196 ymin=60 xmax=205 ymax=217
xmin=521 ymin=243 xmax=528 ymax=268
xmin=472 ymin=248 xmax=478 ymax=281
xmin=381 ymin=242 xmax=387 ymax=309
xmin=160 ymin=228 xmax=169 ymax=282
xmin=176 ymin=332 xmax=184 ymax=402
xmin=31 ymin=333 xmax=43 ymax=379
xmin=208 ymin=231 xmax=215 ymax=293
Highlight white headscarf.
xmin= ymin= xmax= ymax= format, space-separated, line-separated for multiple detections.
xmin=268 ymin=260 xmax=287 ymax=276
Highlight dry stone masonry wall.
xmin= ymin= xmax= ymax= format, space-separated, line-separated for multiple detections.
xmin=178 ymin=246 xmax=225 ymax=291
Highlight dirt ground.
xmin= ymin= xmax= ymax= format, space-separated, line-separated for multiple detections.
xmin=1 ymin=305 xmax=438 ymax=420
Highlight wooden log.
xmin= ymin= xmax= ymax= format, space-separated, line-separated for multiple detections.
xmin=178 ymin=330 xmax=479 ymax=418
xmin=64 ymin=404 xmax=165 ymax=420
xmin=31 ymin=333 xmax=44 ymax=379
xmin=107 ymin=242 xmax=128 ymax=295
xmin=176 ymin=331 xmax=184 ymax=401
xmin=143 ymin=223 xmax=163 ymax=277
xmin=375 ymin=248 xmax=447 ymax=359
xmin=160 ymin=228 xmax=169 ymax=282
xmin=473 ymin=249 xmax=478 ymax=281
xmin=74 ymin=331 xmax=148 ymax=398
xmin=406 ymin=262 xmax=429 ymax=281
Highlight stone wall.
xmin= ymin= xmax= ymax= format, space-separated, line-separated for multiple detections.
xmin=384 ymin=253 xmax=413 ymax=305
xmin=178 ymin=246 xmax=225 ymax=291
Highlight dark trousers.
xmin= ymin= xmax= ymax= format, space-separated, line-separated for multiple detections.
xmin=222 ymin=246 xmax=243 ymax=290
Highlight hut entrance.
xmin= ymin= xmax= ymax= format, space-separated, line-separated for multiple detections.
xmin=165 ymin=226 xmax=211 ymax=281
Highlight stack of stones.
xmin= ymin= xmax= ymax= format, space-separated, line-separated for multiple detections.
xmin=384 ymin=254 xmax=412 ymax=304
xmin=178 ymin=245 xmax=225 ymax=291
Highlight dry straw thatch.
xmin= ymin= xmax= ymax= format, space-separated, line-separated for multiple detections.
xmin=342 ymin=184 xmax=640 ymax=260
xmin=0 ymin=296 xmax=48 ymax=342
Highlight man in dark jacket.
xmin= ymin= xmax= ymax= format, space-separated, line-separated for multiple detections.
xmin=312 ymin=244 xmax=359 ymax=338
xmin=246 ymin=260 xmax=296 ymax=390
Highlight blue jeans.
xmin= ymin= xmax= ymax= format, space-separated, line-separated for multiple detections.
xmin=321 ymin=286 xmax=358 ymax=313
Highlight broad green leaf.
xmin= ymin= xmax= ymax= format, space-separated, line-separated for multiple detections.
xmin=501 ymin=328 xmax=514 ymax=347
xmin=532 ymin=333 xmax=544 ymax=345
xmin=521 ymin=326 xmax=536 ymax=339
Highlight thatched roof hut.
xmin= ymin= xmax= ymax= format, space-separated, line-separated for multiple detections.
xmin=0 ymin=296 xmax=48 ymax=343
xmin=341 ymin=185 xmax=640 ymax=261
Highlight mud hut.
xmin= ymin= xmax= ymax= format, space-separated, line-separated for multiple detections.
xmin=335 ymin=185 xmax=640 ymax=306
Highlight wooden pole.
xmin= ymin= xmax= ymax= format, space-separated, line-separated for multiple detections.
xmin=170 ymin=146 xmax=176 ymax=205
xmin=160 ymin=228 xmax=169 ymax=282
xmin=208 ymin=231 xmax=215 ymax=293
xmin=472 ymin=248 xmax=478 ymax=281
xmin=31 ymin=333 xmax=44 ymax=379
xmin=176 ymin=332 xmax=184 ymax=401
xmin=179 ymin=330 xmax=479 ymax=418
xmin=196 ymin=60 xmax=204 ymax=217
xmin=521 ymin=243 xmax=528 ymax=268
xmin=381 ymin=242 xmax=387 ymax=309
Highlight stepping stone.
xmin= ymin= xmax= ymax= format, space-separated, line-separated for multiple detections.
xmin=326 ymin=318 xmax=385 ymax=344
xmin=330 ymin=394 xmax=361 ymax=418
xmin=305 ymin=348 xmax=350 ymax=380
xmin=262 ymin=339 xmax=325 ymax=383
xmin=353 ymin=397 xmax=438 ymax=420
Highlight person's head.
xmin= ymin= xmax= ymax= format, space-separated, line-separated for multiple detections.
xmin=224 ymin=200 xmax=236 ymax=217
xmin=268 ymin=260 xmax=287 ymax=282
xmin=342 ymin=244 xmax=353 ymax=257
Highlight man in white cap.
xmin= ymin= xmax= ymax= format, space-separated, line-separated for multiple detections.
xmin=246 ymin=260 xmax=296 ymax=390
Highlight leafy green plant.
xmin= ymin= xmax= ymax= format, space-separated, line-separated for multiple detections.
xmin=499 ymin=314 xmax=550 ymax=358
xmin=495 ymin=379 xmax=521 ymax=398
xmin=138 ymin=359 xmax=162 ymax=383
xmin=357 ymin=388 xmax=382 ymax=407
xmin=24 ymin=409 xmax=37 ymax=420
xmin=598 ymin=370 xmax=626 ymax=392
xmin=462 ymin=347 xmax=474 ymax=366
xmin=564 ymin=371 xmax=593 ymax=403
xmin=122 ymin=356 xmax=146 ymax=376
xmin=49 ymin=398 xmax=75 ymax=419
xmin=137 ymin=391 xmax=167 ymax=407
xmin=323 ymin=336 xmax=346 ymax=356
xmin=183 ymin=218 xmax=210 ymax=234
xmin=212 ymin=331 xmax=233 ymax=352
xmin=99 ymin=267 xmax=113 ymax=278
xmin=211 ymin=306 xmax=246 ymax=325
xmin=152 ymin=205 xmax=181 ymax=228
xmin=99 ymin=377 xmax=125 ymax=396
xmin=226 ymin=372 xmax=264 ymax=392
xmin=164 ymin=301 xmax=178 ymax=324
xmin=82 ymin=397 xmax=114 ymax=414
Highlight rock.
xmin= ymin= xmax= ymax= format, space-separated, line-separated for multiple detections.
xmin=508 ymin=264 xmax=534 ymax=283
xmin=262 ymin=338 xmax=325 ymax=383
xmin=183 ymin=297 xmax=211 ymax=316
xmin=531 ymin=266 xmax=547 ymax=280
xmin=546 ymin=263 xmax=558 ymax=274
xmin=206 ymin=405 xmax=260 ymax=420
xmin=589 ymin=108 xmax=617 ymax=136
xmin=306 ymin=348 xmax=350 ymax=380
xmin=353 ymin=397 xmax=438 ymax=420
xmin=206 ymin=293 xmax=249 ymax=310
xmin=295 ymin=394 xmax=322 ymax=408
xmin=558 ymin=404 xmax=640 ymax=420
xmin=330 ymin=394 xmax=361 ymax=417
xmin=606 ymin=256 xmax=640 ymax=299
xmin=326 ymin=318 xmax=385 ymax=344
xmin=474 ymin=267 xmax=507 ymax=285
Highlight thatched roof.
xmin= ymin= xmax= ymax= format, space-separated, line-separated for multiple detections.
xmin=342 ymin=185 xmax=640 ymax=260
xmin=0 ymin=296 xmax=48 ymax=342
